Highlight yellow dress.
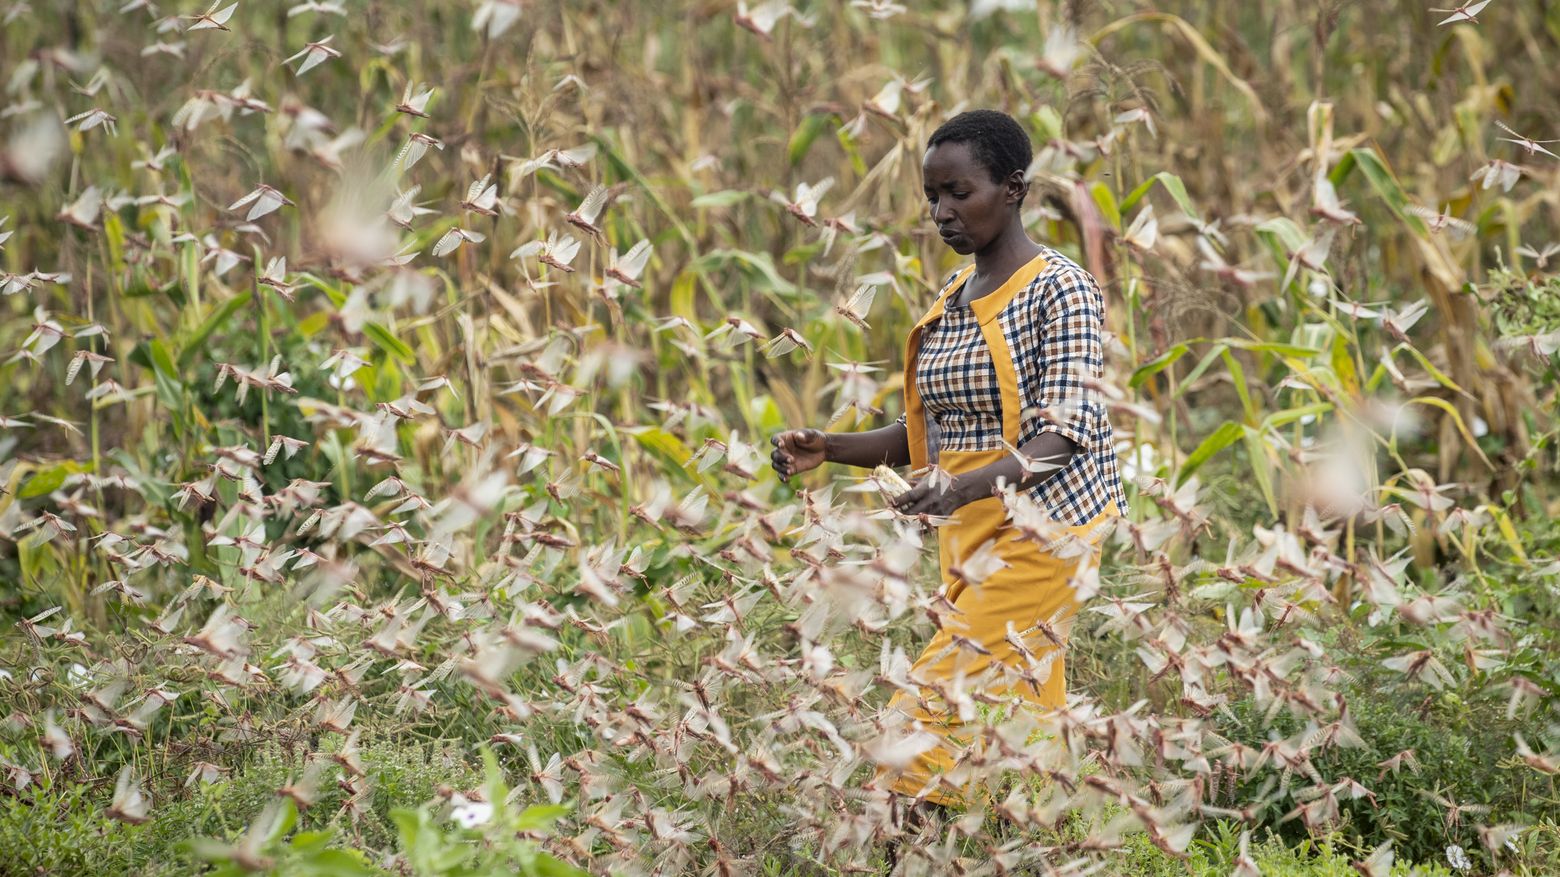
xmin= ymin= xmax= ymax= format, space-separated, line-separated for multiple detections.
xmin=875 ymin=253 xmax=1122 ymax=807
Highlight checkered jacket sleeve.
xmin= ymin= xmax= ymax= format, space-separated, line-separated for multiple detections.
xmin=1023 ymin=265 xmax=1104 ymax=451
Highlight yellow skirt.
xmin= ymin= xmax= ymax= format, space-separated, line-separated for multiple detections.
xmin=875 ymin=479 xmax=1120 ymax=808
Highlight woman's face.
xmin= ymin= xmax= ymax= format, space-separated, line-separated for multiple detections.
xmin=922 ymin=141 xmax=1019 ymax=256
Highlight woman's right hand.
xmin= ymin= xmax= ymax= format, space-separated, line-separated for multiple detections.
xmin=770 ymin=429 xmax=828 ymax=480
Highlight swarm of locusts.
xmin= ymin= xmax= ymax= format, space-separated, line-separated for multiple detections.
xmin=1 ymin=1 xmax=1557 ymax=875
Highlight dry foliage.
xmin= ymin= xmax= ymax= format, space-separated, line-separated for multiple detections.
xmin=1 ymin=1 xmax=1558 ymax=875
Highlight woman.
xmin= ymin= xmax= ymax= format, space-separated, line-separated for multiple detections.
xmin=769 ymin=109 xmax=1127 ymax=813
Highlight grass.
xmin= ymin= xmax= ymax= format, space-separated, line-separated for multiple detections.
xmin=1 ymin=0 xmax=1559 ymax=874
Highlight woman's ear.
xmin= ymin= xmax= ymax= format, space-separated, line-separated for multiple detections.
xmin=1006 ymin=170 xmax=1028 ymax=206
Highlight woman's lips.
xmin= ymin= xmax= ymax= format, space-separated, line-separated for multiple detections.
xmin=939 ymin=228 xmax=963 ymax=241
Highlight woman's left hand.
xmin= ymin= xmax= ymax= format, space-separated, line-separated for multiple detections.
xmin=890 ymin=474 xmax=979 ymax=518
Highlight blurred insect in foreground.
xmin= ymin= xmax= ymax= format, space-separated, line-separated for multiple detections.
xmin=1494 ymin=120 xmax=1558 ymax=159
xmin=566 ymin=185 xmax=610 ymax=241
xmin=1430 ymin=0 xmax=1491 ymax=26
xmin=1516 ymin=241 xmax=1558 ymax=270
xmin=285 ymin=35 xmax=341 ymax=76
xmin=185 ymin=0 xmax=238 ymax=31
xmin=770 ymin=177 xmax=833 ymax=227
xmin=1407 ymin=204 xmax=1475 ymax=240
xmin=395 ymin=82 xmax=434 ymax=117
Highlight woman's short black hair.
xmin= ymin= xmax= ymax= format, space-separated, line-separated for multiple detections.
xmin=926 ymin=109 xmax=1033 ymax=195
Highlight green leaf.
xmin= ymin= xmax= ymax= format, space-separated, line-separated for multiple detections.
xmin=1031 ymin=104 xmax=1064 ymax=142
xmin=1403 ymin=395 xmax=1493 ymax=469
xmin=390 ymin=808 xmax=424 ymax=849
xmin=480 ymin=746 xmax=509 ymax=819
xmin=134 ymin=338 xmax=186 ymax=413
xmin=290 ymin=829 xmax=335 ymax=854
xmin=300 ymin=849 xmax=377 ymax=877
xmin=364 ymin=322 xmax=416 ymax=364
xmin=19 ymin=463 xmax=77 ymax=499
xmin=531 ymin=854 xmax=590 ymax=877
xmin=694 ymin=249 xmax=796 ymax=294
xmin=626 ymin=426 xmax=715 ymax=490
xmin=781 ymin=241 xmax=825 ymax=266
xmin=1330 ymin=332 xmax=1360 ymax=400
xmin=668 ymin=270 xmax=697 ymax=322
xmin=1399 ymin=344 xmax=1469 ymax=397
xmin=1089 ymin=181 xmax=1121 ymax=232
xmin=181 ymin=239 xmax=201 ymax=313
xmin=391 ymin=806 xmax=443 ymax=872
xmin=297 ymin=310 xmax=331 ymax=337
xmin=1490 ymin=506 xmax=1527 ymax=564
xmin=16 ymin=527 xmax=55 ymax=583
xmin=185 ymin=837 xmax=241 ymax=863
xmin=690 ymin=190 xmax=750 ymax=208
xmin=1223 ymin=339 xmax=1322 ymax=358
xmin=835 ymin=123 xmax=867 ymax=176
xmin=1333 ymin=147 xmax=1428 ymax=236
xmin=1120 ymin=171 xmax=1200 ymax=221
xmin=1129 ymin=343 xmax=1188 ymax=388
xmin=626 ymin=426 xmax=693 ymax=466
xmin=749 ymin=393 xmax=784 ymax=436
xmin=1241 ymin=431 xmax=1278 ymax=518
xmin=531 ymin=167 xmax=581 ymax=203
xmin=1171 ymin=343 xmax=1227 ymax=400
xmin=515 ymin=803 xmax=570 ymax=832
xmin=1218 ymin=348 xmax=1256 ymax=424
xmin=1176 ymin=421 xmax=1245 ymax=487
xmin=178 ymin=293 xmax=249 ymax=368
xmin=108 ymin=448 xmax=171 ymax=504
xmin=1253 ymin=216 xmax=1307 ymax=272
xmin=148 ymin=338 xmax=178 ymax=381
xmin=267 ymin=799 xmax=299 ymax=844
xmin=1261 ymin=402 xmax=1333 ymax=430
xmin=786 ymin=113 xmax=832 ymax=166
xmin=102 ymin=211 xmax=126 ymax=274
xmin=301 ymin=273 xmax=347 ymax=307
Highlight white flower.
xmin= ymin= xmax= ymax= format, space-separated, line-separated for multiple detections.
xmin=451 ymin=801 xmax=493 ymax=829
xmin=1446 ymin=843 xmax=1471 ymax=871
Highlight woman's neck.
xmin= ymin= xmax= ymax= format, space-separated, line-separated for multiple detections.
xmin=963 ymin=222 xmax=1042 ymax=301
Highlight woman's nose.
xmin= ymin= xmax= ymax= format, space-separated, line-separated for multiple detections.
xmin=931 ymin=200 xmax=953 ymax=224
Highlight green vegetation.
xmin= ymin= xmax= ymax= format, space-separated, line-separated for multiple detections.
xmin=1 ymin=0 xmax=1558 ymax=875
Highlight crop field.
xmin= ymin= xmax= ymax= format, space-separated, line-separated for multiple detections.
xmin=1 ymin=0 xmax=1558 ymax=875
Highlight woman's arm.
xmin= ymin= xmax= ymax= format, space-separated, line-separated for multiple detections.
xmin=890 ymin=431 xmax=1075 ymax=515
xmin=825 ymin=419 xmax=912 ymax=469
xmin=770 ymin=419 xmax=911 ymax=479
xmin=954 ymin=432 xmax=1075 ymax=500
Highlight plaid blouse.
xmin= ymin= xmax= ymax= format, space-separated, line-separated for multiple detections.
xmin=897 ymin=246 xmax=1127 ymax=526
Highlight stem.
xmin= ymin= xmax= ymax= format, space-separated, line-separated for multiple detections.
xmin=256 ymin=280 xmax=271 ymax=449
xmin=86 ymin=257 xmax=101 ymax=481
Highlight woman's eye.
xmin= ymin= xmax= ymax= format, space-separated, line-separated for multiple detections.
xmin=952 ymin=192 xmax=969 ymax=199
